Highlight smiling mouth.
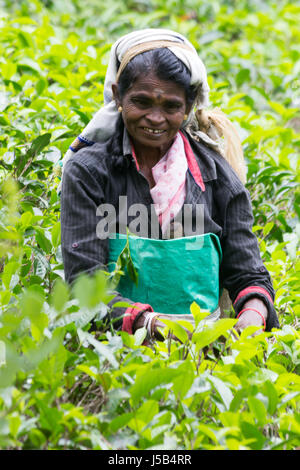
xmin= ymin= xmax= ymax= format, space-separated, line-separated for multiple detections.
xmin=142 ymin=127 xmax=166 ymax=135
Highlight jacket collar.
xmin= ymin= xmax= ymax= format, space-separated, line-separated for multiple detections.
xmin=183 ymin=131 xmax=218 ymax=184
xmin=122 ymin=128 xmax=133 ymax=157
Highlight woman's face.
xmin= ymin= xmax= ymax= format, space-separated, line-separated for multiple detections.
xmin=113 ymin=72 xmax=190 ymax=156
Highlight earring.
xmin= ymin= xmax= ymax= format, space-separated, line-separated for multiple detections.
xmin=184 ymin=114 xmax=188 ymax=120
xmin=118 ymin=106 xmax=123 ymax=113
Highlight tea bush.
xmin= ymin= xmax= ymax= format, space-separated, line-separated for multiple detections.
xmin=0 ymin=0 xmax=299 ymax=450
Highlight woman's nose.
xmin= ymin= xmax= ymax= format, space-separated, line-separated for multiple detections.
xmin=145 ymin=108 xmax=165 ymax=125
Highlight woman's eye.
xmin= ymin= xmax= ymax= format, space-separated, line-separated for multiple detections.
xmin=130 ymin=97 xmax=183 ymax=112
xmin=164 ymin=102 xmax=182 ymax=111
xmin=132 ymin=98 xmax=150 ymax=107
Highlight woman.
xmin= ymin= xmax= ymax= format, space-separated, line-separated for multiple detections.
xmin=60 ymin=29 xmax=279 ymax=341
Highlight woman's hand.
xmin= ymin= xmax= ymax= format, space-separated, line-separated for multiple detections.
xmin=235 ymin=298 xmax=268 ymax=334
xmin=133 ymin=311 xmax=192 ymax=342
xmin=132 ymin=311 xmax=164 ymax=341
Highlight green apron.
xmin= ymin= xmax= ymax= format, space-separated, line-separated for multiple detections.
xmin=108 ymin=232 xmax=222 ymax=316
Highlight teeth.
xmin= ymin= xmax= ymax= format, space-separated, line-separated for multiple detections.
xmin=143 ymin=127 xmax=164 ymax=134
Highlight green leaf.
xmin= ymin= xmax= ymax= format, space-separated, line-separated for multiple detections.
xmin=236 ymin=68 xmax=250 ymax=86
xmin=51 ymin=279 xmax=69 ymax=312
xmin=36 ymin=78 xmax=47 ymax=96
xmin=35 ymin=398 xmax=63 ymax=433
xmin=248 ymin=396 xmax=267 ymax=426
xmin=172 ymin=360 xmax=195 ymax=400
xmin=32 ymin=248 xmax=50 ymax=279
xmin=76 ymin=364 xmax=99 ymax=381
xmin=21 ymin=285 xmax=45 ymax=318
xmin=263 ymin=222 xmax=274 ymax=236
xmin=1 ymin=261 xmax=20 ymax=289
xmin=20 ymin=211 xmax=33 ymax=229
xmin=134 ymin=327 xmax=147 ymax=346
xmin=192 ymin=319 xmax=236 ymax=351
xmin=240 ymin=421 xmax=266 ymax=450
xmin=190 ymin=301 xmax=211 ymax=326
xmin=77 ymin=329 xmax=119 ymax=368
xmin=35 ymin=227 xmax=52 ymax=253
xmin=111 ymin=233 xmax=139 ymax=288
xmin=135 ymin=399 xmax=159 ymax=424
xmin=8 ymin=413 xmax=21 ymax=439
xmin=72 ymin=272 xmax=107 ymax=308
xmin=110 ymin=412 xmax=134 ymax=433
xmin=51 ymin=221 xmax=61 ymax=249
xmin=26 ymin=133 xmax=51 ymax=159
xmin=262 ymin=380 xmax=278 ymax=415
xmin=159 ymin=318 xmax=189 ymax=343
xmin=130 ymin=366 xmax=182 ymax=402
xmin=209 ymin=375 xmax=234 ymax=411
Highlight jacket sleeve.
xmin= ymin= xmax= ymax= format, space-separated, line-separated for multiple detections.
xmin=60 ymin=156 xmax=152 ymax=332
xmin=219 ymin=187 xmax=279 ymax=331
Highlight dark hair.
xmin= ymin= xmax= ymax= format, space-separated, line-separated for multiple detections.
xmin=117 ymin=48 xmax=198 ymax=108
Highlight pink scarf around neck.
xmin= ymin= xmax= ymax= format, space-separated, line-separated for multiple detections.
xmin=131 ymin=131 xmax=205 ymax=237
xmin=150 ymin=132 xmax=187 ymax=236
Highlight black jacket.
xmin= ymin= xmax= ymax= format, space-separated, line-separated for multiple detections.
xmin=60 ymin=122 xmax=279 ymax=331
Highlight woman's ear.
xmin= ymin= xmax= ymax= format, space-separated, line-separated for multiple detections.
xmin=185 ymin=104 xmax=193 ymax=117
xmin=112 ymin=83 xmax=120 ymax=107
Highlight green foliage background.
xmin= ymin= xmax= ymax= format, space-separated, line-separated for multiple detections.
xmin=0 ymin=0 xmax=299 ymax=450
